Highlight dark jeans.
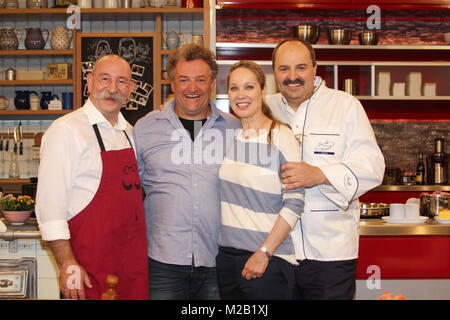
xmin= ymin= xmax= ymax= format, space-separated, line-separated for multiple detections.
xmin=294 ymin=258 xmax=358 ymax=300
xmin=216 ymin=246 xmax=296 ymax=300
xmin=148 ymin=257 xmax=220 ymax=300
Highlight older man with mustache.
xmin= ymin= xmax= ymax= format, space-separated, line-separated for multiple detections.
xmin=35 ymin=55 xmax=149 ymax=300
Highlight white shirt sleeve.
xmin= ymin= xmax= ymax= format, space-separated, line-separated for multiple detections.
xmin=318 ymin=100 xmax=385 ymax=210
xmin=35 ymin=120 xmax=79 ymax=241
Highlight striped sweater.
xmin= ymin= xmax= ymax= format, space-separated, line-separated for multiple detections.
xmin=218 ymin=125 xmax=305 ymax=265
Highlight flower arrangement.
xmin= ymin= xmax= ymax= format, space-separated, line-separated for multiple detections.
xmin=0 ymin=194 xmax=35 ymax=212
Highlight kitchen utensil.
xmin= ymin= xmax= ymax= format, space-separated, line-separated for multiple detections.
xmin=420 ymin=193 xmax=431 ymax=217
xmin=358 ymin=31 xmax=379 ymax=45
xmin=382 ymin=216 xmax=427 ymax=224
xmin=5 ymin=128 xmax=9 ymax=151
xmin=405 ymin=203 xmax=420 ymax=219
xmin=327 ymin=29 xmax=352 ymax=45
xmin=360 ymin=202 xmax=389 ymax=219
xmin=13 ymin=126 xmax=17 ymax=153
xmin=18 ymin=121 xmax=23 ymax=155
xmin=293 ymin=25 xmax=320 ymax=44
xmin=0 ymin=132 xmax=3 ymax=151
xmin=14 ymin=90 xmax=38 ymax=110
xmin=429 ymin=192 xmax=449 ymax=218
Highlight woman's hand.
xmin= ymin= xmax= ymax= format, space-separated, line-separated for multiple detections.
xmin=241 ymin=250 xmax=269 ymax=280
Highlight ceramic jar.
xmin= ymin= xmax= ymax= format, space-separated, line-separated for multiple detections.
xmin=26 ymin=0 xmax=48 ymax=8
xmin=25 ymin=27 xmax=49 ymax=50
xmin=5 ymin=0 xmax=18 ymax=8
xmin=165 ymin=30 xmax=180 ymax=50
xmin=14 ymin=90 xmax=38 ymax=110
xmin=50 ymin=26 xmax=72 ymax=50
xmin=40 ymin=91 xmax=52 ymax=110
xmin=0 ymin=27 xmax=24 ymax=50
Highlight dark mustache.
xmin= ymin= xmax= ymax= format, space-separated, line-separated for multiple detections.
xmin=283 ymin=78 xmax=305 ymax=86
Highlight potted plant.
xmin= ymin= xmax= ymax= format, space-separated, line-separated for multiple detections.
xmin=0 ymin=194 xmax=35 ymax=225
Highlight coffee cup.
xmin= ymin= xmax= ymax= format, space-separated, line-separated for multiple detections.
xmin=389 ymin=203 xmax=405 ymax=219
xmin=405 ymin=203 xmax=420 ymax=219
xmin=62 ymin=92 xmax=73 ymax=110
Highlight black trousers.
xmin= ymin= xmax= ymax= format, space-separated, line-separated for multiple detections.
xmin=293 ymin=258 xmax=358 ymax=300
xmin=216 ymin=246 xmax=296 ymax=300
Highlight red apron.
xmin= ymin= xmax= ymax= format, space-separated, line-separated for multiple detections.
xmin=68 ymin=124 xmax=148 ymax=300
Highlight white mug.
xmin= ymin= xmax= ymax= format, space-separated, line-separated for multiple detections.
xmin=104 ymin=0 xmax=118 ymax=8
xmin=405 ymin=203 xmax=420 ymax=219
xmin=389 ymin=203 xmax=405 ymax=219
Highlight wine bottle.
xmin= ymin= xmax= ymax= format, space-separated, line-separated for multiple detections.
xmin=416 ymin=153 xmax=426 ymax=185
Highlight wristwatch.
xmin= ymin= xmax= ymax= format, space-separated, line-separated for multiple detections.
xmin=260 ymin=246 xmax=271 ymax=260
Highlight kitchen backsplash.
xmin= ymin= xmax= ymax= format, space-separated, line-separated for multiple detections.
xmin=372 ymin=120 xmax=450 ymax=172
xmin=0 ymin=119 xmax=448 ymax=179
xmin=0 ymin=120 xmax=51 ymax=179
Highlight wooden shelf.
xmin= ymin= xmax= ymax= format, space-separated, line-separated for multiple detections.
xmin=0 ymin=179 xmax=31 ymax=185
xmin=371 ymin=185 xmax=450 ymax=192
xmin=0 ymin=8 xmax=204 ymax=14
xmin=0 ymin=110 xmax=71 ymax=115
xmin=0 ymin=49 xmax=74 ymax=56
xmin=0 ymin=80 xmax=73 ymax=86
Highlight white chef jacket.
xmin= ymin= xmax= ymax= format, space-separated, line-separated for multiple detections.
xmin=35 ymin=99 xmax=135 ymax=241
xmin=265 ymin=77 xmax=385 ymax=261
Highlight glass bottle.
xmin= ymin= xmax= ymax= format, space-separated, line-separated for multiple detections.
xmin=416 ymin=152 xmax=426 ymax=185
xmin=9 ymin=152 xmax=20 ymax=179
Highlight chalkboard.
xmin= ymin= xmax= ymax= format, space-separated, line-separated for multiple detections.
xmin=77 ymin=33 xmax=157 ymax=125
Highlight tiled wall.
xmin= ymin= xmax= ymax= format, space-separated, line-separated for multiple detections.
xmin=0 ymin=120 xmax=51 ymax=179
xmin=372 ymin=120 xmax=450 ymax=172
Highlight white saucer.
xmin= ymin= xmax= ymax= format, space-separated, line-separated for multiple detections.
xmin=382 ymin=216 xmax=428 ymax=224
xmin=436 ymin=218 xmax=450 ymax=225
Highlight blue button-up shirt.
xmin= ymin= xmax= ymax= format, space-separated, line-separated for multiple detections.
xmin=133 ymin=99 xmax=240 ymax=267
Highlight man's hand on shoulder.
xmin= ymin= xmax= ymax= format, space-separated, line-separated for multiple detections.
xmin=281 ymin=161 xmax=330 ymax=190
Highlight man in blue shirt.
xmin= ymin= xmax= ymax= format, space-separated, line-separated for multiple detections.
xmin=133 ymin=44 xmax=240 ymax=299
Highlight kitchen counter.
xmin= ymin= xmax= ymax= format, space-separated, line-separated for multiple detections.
xmin=359 ymin=218 xmax=450 ymax=236
xmin=0 ymin=218 xmax=41 ymax=240
xmin=2 ymin=218 xmax=450 ymax=240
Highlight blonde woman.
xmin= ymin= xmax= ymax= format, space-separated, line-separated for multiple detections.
xmin=216 ymin=61 xmax=305 ymax=299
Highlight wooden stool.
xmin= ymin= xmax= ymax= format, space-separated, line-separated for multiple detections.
xmin=101 ymin=275 xmax=119 ymax=300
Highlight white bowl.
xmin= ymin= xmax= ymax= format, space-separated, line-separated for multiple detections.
xmin=445 ymin=32 xmax=450 ymax=45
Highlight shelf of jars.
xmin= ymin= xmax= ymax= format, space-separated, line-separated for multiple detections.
xmin=216 ymin=59 xmax=450 ymax=101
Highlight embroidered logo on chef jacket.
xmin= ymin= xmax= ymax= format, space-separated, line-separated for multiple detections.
xmin=344 ymin=174 xmax=353 ymax=190
xmin=312 ymin=134 xmax=338 ymax=155
xmin=122 ymin=162 xmax=141 ymax=191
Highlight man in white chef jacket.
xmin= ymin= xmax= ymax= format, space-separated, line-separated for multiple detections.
xmin=264 ymin=39 xmax=385 ymax=299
